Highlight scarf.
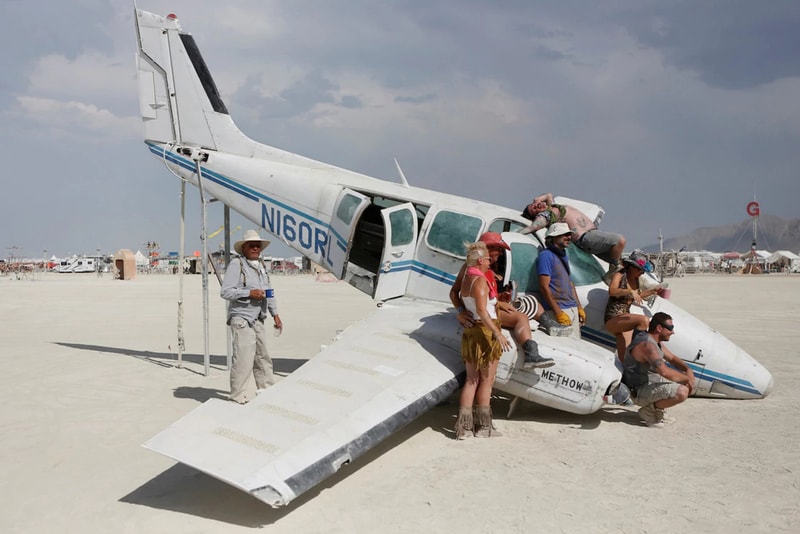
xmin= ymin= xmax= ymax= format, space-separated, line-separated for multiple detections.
xmin=465 ymin=266 xmax=498 ymax=298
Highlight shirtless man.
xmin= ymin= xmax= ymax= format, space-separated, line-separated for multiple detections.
xmin=520 ymin=192 xmax=625 ymax=282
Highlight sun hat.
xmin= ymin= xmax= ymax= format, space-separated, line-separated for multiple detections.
xmin=623 ymin=253 xmax=648 ymax=271
xmin=478 ymin=231 xmax=510 ymax=250
xmin=234 ymin=229 xmax=271 ymax=255
xmin=545 ymin=222 xmax=572 ymax=238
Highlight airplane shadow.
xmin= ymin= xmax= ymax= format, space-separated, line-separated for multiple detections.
xmin=492 ymin=394 xmax=642 ymax=429
xmin=407 ymin=312 xmax=644 ymax=433
xmin=120 ymin=412 xmax=432 ymax=527
xmin=53 ymin=342 xmax=308 ymax=377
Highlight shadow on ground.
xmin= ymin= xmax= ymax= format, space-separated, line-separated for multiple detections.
xmin=54 ymin=342 xmax=307 ymax=375
xmin=120 ymin=413 xmax=429 ymax=527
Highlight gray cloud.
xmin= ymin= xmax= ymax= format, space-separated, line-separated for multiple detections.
xmin=1 ymin=0 xmax=799 ymax=261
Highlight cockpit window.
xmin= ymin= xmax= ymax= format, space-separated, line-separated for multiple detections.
xmin=426 ymin=210 xmax=482 ymax=257
xmin=508 ymin=241 xmax=606 ymax=293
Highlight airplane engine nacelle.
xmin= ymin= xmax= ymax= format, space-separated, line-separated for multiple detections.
xmin=495 ymin=335 xmax=621 ymax=415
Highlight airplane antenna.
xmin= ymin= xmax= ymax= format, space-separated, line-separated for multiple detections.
xmin=394 ymin=158 xmax=410 ymax=188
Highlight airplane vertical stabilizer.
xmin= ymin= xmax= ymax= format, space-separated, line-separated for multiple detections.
xmin=134 ymin=9 xmax=257 ymax=156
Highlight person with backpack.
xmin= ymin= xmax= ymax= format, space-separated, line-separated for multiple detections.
xmin=220 ymin=229 xmax=283 ymax=404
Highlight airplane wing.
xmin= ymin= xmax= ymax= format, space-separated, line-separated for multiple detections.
xmin=143 ymin=298 xmax=463 ymax=507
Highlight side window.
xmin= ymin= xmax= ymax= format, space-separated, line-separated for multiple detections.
xmin=389 ymin=209 xmax=414 ymax=246
xmin=488 ymin=219 xmax=527 ymax=234
xmin=335 ymin=193 xmax=363 ymax=224
xmin=508 ymin=241 xmax=605 ymax=293
xmin=426 ymin=211 xmax=483 ymax=257
xmin=508 ymin=242 xmax=541 ymax=293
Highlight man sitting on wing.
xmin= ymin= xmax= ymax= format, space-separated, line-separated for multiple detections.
xmin=623 ymin=312 xmax=695 ymax=428
xmin=520 ymin=192 xmax=626 ymax=283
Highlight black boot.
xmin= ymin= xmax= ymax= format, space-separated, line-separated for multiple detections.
xmin=522 ymin=339 xmax=555 ymax=369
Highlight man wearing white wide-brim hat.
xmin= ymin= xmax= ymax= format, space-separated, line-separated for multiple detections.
xmin=535 ymin=222 xmax=584 ymax=340
xmin=220 ymin=229 xmax=283 ymax=403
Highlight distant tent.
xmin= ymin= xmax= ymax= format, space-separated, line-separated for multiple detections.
xmin=740 ymin=249 xmax=771 ymax=275
xmin=134 ymin=250 xmax=149 ymax=267
xmin=766 ymin=250 xmax=800 ymax=272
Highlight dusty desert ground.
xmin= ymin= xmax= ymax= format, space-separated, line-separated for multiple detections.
xmin=0 ymin=271 xmax=798 ymax=533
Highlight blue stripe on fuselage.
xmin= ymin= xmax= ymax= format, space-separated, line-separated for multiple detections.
xmin=580 ymin=321 xmax=760 ymax=395
xmin=146 ymin=142 xmax=348 ymax=249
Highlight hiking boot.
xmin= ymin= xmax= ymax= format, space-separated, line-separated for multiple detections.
xmin=522 ymin=340 xmax=555 ymax=369
xmin=638 ymin=404 xmax=664 ymax=428
xmin=655 ymin=407 xmax=677 ymax=424
xmin=538 ymin=314 xmax=573 ymax=337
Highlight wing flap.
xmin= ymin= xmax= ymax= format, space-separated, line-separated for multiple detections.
xmin=143 ymin=298 xmax=463 ymax=506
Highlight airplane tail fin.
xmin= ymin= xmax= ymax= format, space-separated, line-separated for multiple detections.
xmin=134 ymin=9 xmax=256 ymax=156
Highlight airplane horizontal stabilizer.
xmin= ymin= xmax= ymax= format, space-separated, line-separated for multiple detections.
xmin=143 ymin=298 xmax=463 ymax=507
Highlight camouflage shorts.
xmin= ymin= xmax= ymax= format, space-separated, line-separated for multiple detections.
xmin=634 ymin=380 xmax=681 ymax=406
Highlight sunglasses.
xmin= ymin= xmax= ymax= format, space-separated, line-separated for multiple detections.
xmin=660 ymin=323 xmax=675 ymax=331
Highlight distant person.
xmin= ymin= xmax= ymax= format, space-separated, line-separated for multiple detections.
xmin=520 ymin=192 xmax=626 ymax=283
xmin=604 ymin=253 xmax=662 ymax=361
xmin=450 ymin=232 xmax=554 ymax=369
xmin=624 ymin=312 xmax=695 ymax=428
xmin=452 ymin=242 xmax=512 ymax=439
xmin=220 ymin=230 xmax=283 ymax=404
xmin=536 ymin=223 xmax=585 ymax=340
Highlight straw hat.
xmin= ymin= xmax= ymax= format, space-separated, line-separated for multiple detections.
xmin=234 ymin=229 xmax=271 ymax=255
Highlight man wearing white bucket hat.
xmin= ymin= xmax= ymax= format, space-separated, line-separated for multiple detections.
xmin=535 ymin=222 xmax=584 ymax=340
xmin=220 ymin=229 xmax=283 ymax=404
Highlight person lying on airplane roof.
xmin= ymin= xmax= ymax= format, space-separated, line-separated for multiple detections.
xmin=520 ymin=192 xmax=625 ymax=284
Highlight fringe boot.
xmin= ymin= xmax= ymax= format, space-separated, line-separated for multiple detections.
xmin=453 ymin=406 xmax=474 ymax=440
xmin=474 ymin=405 xmax=503 ymax=438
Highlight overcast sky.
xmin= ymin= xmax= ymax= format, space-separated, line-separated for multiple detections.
xmin=2 ymin=0 xmax=799 ymax=259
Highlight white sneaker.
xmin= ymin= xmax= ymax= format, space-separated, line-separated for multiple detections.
xmin=655 ymin=408 xmax=677 ymax=424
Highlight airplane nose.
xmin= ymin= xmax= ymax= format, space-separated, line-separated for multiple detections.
xmin=761 ymin=373 xmax=775 ymax=397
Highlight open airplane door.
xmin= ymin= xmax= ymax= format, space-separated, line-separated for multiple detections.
xmin=373 ymin=203 xmax=418 ymax=301
xmin=325 ymin=188 xmax=370 ymax=279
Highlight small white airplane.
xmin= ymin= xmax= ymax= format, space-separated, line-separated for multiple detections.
xmin=134 ymin=9 xmax=773 ymax=507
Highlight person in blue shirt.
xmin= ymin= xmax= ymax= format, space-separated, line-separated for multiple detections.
xmin=535 ymin=222 xmax=585 ymax=340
